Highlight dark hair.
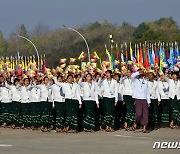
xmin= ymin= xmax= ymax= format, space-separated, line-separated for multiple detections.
xmin=57 ymin=75 xmax=63 ymax=80
xmin=24 ymin=77 xmax=30 ymax=83
xmin=106 ymin=70 xmax=113 ymax=75
xmin=114 ymin=73 xmax=120 ymax=78
xmin=14 ymin=78 xmax=19 ymax=85
xmin=74 ymin=74 xmax=81 ymax=78
xmin=95 ymin=72 xmax=100 ymax=77
xmin=67 ymin=74 xmax=73 ymax=79
xmin=86 ymin=73 xmax=92 ymax=79
xmin=171 ymin=71 xmax=179 ymax=76
xmin=127 ymin=69 xmax=132 ymax=73
xmin=43 ymin=76 xmax=49 ymax=81
xmin=51 ymin=79 xmax=55 ymax=84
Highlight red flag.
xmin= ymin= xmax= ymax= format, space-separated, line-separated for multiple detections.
xmin=115 ymin=47 xmax=119 ymax=60
xmin=144 ymin=46 xmax=150 ymax=69
xmin=139 ymin=46 xmax=143 ymax=65
xmin=154 ymin=45 xmax=159 ymax=65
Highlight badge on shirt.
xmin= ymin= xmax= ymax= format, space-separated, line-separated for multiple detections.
xmin=110 ymin=90 xmax=113 ymax=95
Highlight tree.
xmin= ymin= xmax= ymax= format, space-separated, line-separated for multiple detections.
xmin=133 ymin=22 xmax=149 ymax=39
xmin=0 ymin=31 xmax=7 ymax=55
xmin=19 ymin=24 xmax=28 ymax=38
xmin=32 ymin=23 xmax=50 ymax=38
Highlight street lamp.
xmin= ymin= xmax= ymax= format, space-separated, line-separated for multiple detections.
xmin=63 ymin=25 xmax=90 ymax=62
xmin=13 ymin=33 xmax=40 ymax=70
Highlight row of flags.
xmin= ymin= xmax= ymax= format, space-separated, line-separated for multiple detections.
xmin=104 ymin=42 xmax=180 ymax=71
xmin=0 ymin=54 xmax=47 ymax=76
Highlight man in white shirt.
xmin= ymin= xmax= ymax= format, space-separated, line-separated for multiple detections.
xmin=131 ymin=69 xmax=151 ymax=133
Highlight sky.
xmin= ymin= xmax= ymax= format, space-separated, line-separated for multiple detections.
xmin=0 ymin=0 xmax=180 ymax=38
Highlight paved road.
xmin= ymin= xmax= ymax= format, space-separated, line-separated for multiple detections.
xmin=0 ymin=128 xmax=179 ymax=154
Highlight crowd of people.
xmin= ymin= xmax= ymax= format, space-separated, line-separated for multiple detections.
xmin=0 ymin=67 xmax=179 ymax=133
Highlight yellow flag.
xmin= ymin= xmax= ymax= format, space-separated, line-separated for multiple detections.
xmin=94 ymin=52 xmax=100 ymax=60
xmin=78 ymin=52 xmax=84 ymax=60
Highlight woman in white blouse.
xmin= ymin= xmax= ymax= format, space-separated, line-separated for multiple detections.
xmin=157 ymin=73 xmax=170 ymax=127
xmin=35 ymin=76 xmax=53 ymax=132
xmin=165 ymin=71 xmax=180 ymax=128
xmin=51 ymin=75 xmax=65 ymax=132
xmin=100 ymin=70 xmax=118 ymax=132
xmin=1 ymin=79 xmax=12 ymax=128
xmin=121 ymin=69 xmax=135 ymax=131
xmin=20 ymin=77 xmax=31 ymax=129
xmin=79 ymin=73 xmax=99 ymax=131
xmin=56 ymin=74 xmax=82 ymax=133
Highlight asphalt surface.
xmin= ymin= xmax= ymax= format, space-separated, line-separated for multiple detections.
xmin=0 ymin=127 xmax=179 ymax=154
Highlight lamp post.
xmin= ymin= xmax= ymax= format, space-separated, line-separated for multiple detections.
xmin=63 ymin=25 xmax=90 ymax=62
xmin=15 ymin=34 xmax=40 ymax=69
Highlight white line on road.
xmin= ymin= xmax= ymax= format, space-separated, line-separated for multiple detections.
xmin=0 ymin=144 xmax=13 ymax=147
xmin=108 ymin=134 xmax=152 ymax=140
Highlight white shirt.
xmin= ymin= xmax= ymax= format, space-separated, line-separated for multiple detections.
xmin=101 ymin=78 xmax=118 ymax=102
xmin=148 ymin=80 xmax=160 ymax=100
xmin=95 ymin=78 xmax=103 ymax=99
xmin=20 ymin=86 xmax=30 ymax=103
xmin=157 ymin=80 xmax=169 ymax=101
xmin=164 ymin=76 xmax=180 ymax=100
xmin=6 ymin=84 xmax=21 ymax=102
xmin=131 ymin=72 xmax=151 ymax=104
xmin=30 ymin=87 xmax=41 ymax=102
xmin=36 ymin=84 xmax=51 ymax=102
xmin=56 ymin=82 xmax=82 ymax=104
xmin=78 ymin=79 xmax=99 ymax=104
xmin=117 ymin=81 xmax=123 ymax=101
xmin=121 ymin=77 xmax=133 ymax=96
xmin=0 ymin=86 xmax=12 ymax=103
xmin=51 ymin=84 xmax=65 ymax=102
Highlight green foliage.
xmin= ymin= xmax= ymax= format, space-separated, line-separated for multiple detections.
xmin=0 ymin=17 xmax=179 ymax=68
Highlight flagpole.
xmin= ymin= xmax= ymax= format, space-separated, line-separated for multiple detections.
xmin=63 ymin=25 xmax=90 ymax=62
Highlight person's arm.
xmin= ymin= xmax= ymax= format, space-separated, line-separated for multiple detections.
xmin=94 ymin=83 xmax=99 ymax=105
xmin=164 ymin=75 xmax=170 ymax=83
xmin=78 ymin=78 xmax=84 ymax=87
xmin=146 ymin=82 xmax=151 ymax=105
xmin=115 ymin=80 xmax=118 ymax=105
xmin=131 ymin=71 xmax=140 ymax=81
xmin=75 ymin=84 xmax=82 ymax=105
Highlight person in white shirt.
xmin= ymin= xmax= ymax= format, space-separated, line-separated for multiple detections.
xmin=79 ymin=73 xmax=99 ymax=131
xmin=56 ymin=74 xmax=82 ymax=133
xmin=20 ymin=77 xmax=31 ymax=129
xmin=95 ymin=72 xmax=103 ymax=130
xmin=6 ymin=78 xmax=21 ymax=128
xmin=35 ymin=76 xmax=53 ymax=132
xmin=100 ymin=70 xmax=118 ymax=132
xmin=1 ymin=79 xmax=12 ymax=128
xmin=131 ymin=69 xmax=151 ymax=133
xmin=148 ymin=72 xmax=160 ymax=130
xmin=29 ymin=78 xmax=41 ymax=130
xmin=51 ymin=75 xmax=65 ymax=132
xmin=121 ymin=69 xmax=135 ymax=131
xmin=165 ymin=71 xmax=180 ymax=128
xmin=157 ymin=73 xmax=170 ymax=127
xmin=114 ymin=73 xmax=125 ymax=130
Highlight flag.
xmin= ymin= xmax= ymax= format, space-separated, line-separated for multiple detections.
xmin=168 ymin=47 xmax=174 ymax=68
xmin=144 ymin=46 xmax=150 ymax=69
xmin=78 ymin=52 xmax=84 ymax=60
xmin=154 ymin=44 xmax=159 ymax=65
xmin=70 ymin=58 xmax=76 ymax=63
xmin=115 ymin=44 xmax=119 ymax=60
xmin=130 ymin=43 xmax=133 ymax=61
xmin=110 ymin=45 xmax=115 ymax=70
xmin=139 ymin=46 xmax=143 ymax=65
xmin=94 ymin=52 xmax=100 ymax=60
